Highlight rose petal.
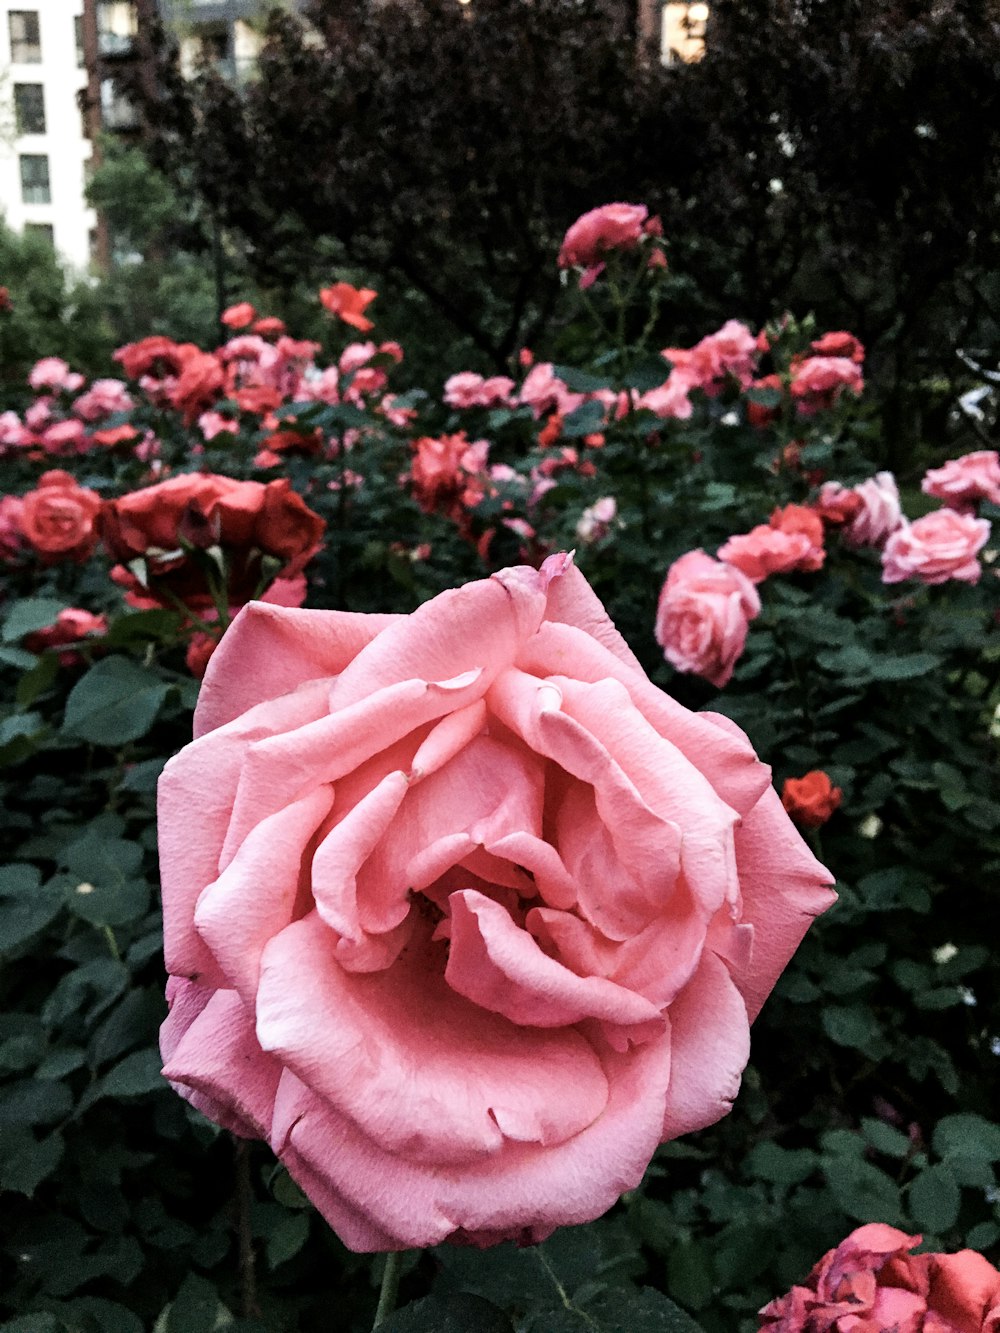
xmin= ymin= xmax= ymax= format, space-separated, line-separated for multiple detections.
xmin=256 ymin=912 xmax=610 ymax=1166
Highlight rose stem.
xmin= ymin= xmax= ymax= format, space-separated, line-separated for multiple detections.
xmin=372 ymin=1250 xmax=404 ymax=1328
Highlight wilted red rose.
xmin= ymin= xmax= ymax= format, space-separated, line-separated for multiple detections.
xmin=98 ymin=472 xmax=324 ymax=609
xmin=19 ymin=470 xmax=102 ymax=564
xmin=781 ymin=771 xmax=842 ymax=828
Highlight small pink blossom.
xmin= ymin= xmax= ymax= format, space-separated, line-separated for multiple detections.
xmin=25 ymin=397 xmax=54 ymax=430
xmin=840 ymin=471 xmax=903 ymax=548
xmin=221 ymin=301 xmax=257 ymax=329
xmin=656 ymin=549 xmax=761 ymax=688
xmin=41 ymin=419 xmax=87 ymax=454
xmin=922 ymin=450 xmax=1000 ymax=513
xmin=0 ymin=412 xmax=29 ymax=449
xmin=518 ymin=363 xmax=585 ymax=419
xmin=29 ymin=357 xmax=84 ymax=393
xmin=0 ymin=495 xmax=25 ymax=559
xmin=790 ymin=356 xmax=864 ymax=415
xmin=443 ymin=372 xmax=516 ymax=409
xmin=73 ymin=379 xmax=134 ymax=421
xmin=882 ymin=508 xmax=991 ymax=585
xmin=663 ymin=320 xmax=759 ymax=394
xmin=575 ymin=496 xmax=618 ymax=544
xmin=637 ymin=370 xmax=694 ymax=420
xmin=379 ymin=395 xmax=417 ymax=427
xmin=199 ymin=411 xmax=239 ymax=441
xmin=558 ymin=203 xmax=655 ymax=287
xmin=302 ymin=367 xmax=341 ymax=405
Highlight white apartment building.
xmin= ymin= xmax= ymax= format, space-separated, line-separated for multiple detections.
xmin=0 ymin=0 xmax=96 ymax=268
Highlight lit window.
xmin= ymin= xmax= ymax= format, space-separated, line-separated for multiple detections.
xmin=100 ymin=78 xmax=139 ymax=131
xmin=8 ymin=11 xmax=42 ymax=63
xmin=14 ymin=83 xmax=46 ymax=136
xmin=97 ymin=1 xmax=138 ymax=56
xmin=661 ymin=2 xmax=708 ymax=66
xmin=20 ymin=153 xmax=51 ymax=205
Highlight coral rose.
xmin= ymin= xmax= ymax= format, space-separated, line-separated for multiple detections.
xmin=158 ymin=554 xmax=834 ymax=1252
xmin=19 ymin=470 xmax=102 ymax=563
xmin=759 ymin=1223 xmax=1000 ymax=1332
xmin=655 ymin=550 xmax=760 ymax=687
xmin=790 ymin=356 xmax=864 ymax=415
xmin=221 ymin=302 xmax=257 ymax=330
xmin=781 ymin=771 xmax=842 ymax=829
xmin=319 ymin=282 xmax=377 ymax=332
xmin=98 ymin=473 xmax=324 ymax=609
xmin=24 ymin=607 xmax=108 ymax=666
xmin=882 ymin=509 xmax=991 ymax=586
xmin=719 ymin=509 xmax=824 ymax=583
xmin=922 ymin=450 xmax=1000 ymax=514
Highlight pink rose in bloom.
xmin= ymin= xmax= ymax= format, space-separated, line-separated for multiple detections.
xmin=557 ymin=203 xmax=655 ymax=287
xmin=73 ymin=379 xmax=134 ymax=421
xmin=519 ymin=363 xmax=586 ymax=419
xmin=664 ymin=320 xmax=759 ymax=395
xmin=444 ymin=372 xmax=517 ymax=409
xmin=25 ymin=398 xmax=53 ymax=430
xmin=29 ymin=357 xmax=85 ymax=393
xmin=922 ymin=450 xmax=1000 ymax=513
xmin=198 ymin=411 xmax=239 ymax=442
xmin=759 ymin=1224 xmax=1000 ymax=1332
xmin=882 ymin=508 xmax=991 ymax=586
xmin=158 ymin=554 xmax=833 ymax=1251
xmin=18 ymin=470 xmax=102 ymax=564
xmin=575 ymin=496 xmax=618 ymax=544
xmin=253 ymin=316 xmax=286 ymax=337
xmin=814 ymin=482 xmax=864 ymax=528
xmin=41 ymin=418 xmax=87 ymax=455
xmin=637 ymin=370 xmax=694 ymax=420
xmin=0 ymin=411 xmax=28 ymax=450
xmin=839 ymin=472 xmax=903 ymax=548
xmin=0 ymin=495 xmax=25 ymax=559
xmin=655 ymin=550 xmax=761 ymax=688
xmin=790 ymin=356 xmax=864 ymax=415
xmin=719 ymin=508 xmax=825 ymax=584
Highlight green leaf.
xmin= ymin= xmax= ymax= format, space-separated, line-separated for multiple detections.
xmin=0 ymin=1128 xmax=64 ymax=1195
xmin=88 ymin=1048 xmax=166 ymax=1104
xmin=1 ymin=598 xmax=66 ymax=643
xmin=383 ymin=1294 xmax=513 ymax=1333
xmin=747 ymin=1142 xmax=818 ymax=1186
xmin=561 ymin=399 xmax=607 ymax=438
xmin=0 ymin=864 xmax=64 ymax=952
xmin=825 ymin=1157 xmax=902 ymax=1223
xmin=0 ymin=1316 xmax=60 ymax=1332
xmin=265 ymin=1211 xmax=310 ymax=1269
xmin=165 ymin=1273 xmax=230 ymax=1333
xmin=63 ymin=656 xmax=170 ymax=745
xmin=550 ymin=365 xmax=612 ymax=393
xmin=908 ymin=1163 xmax=960 ymax=1233
xmin=861 ymin=1118 xmax=913 ymax=1159
xmin=821 ymin=1005 xmax=881 ymax=1051
xmin=932 ymin=1114 xmax=1000 ymax=1162
xmin=60 ymin=832 xmax=149 ymax=927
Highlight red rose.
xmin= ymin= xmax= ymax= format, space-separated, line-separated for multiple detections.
xmin=19 ymin=470 xmax=102 ymax=563
xmin=319 ymin=282 xmax=377 ymax=332
xmin=99 ymin=473 xmax=324 ymax=609
xmin=24 ymin=607 xmax=108 ymax=666
xmin=169 ymin=351 xmax=226 ymax=425
xmin=113 ymin=336 xmax=194 ymax=381
xmin=221 ymin=302 xmax=257 ymax=330
xmin=780 ymin=771 xmax=842 ymax=828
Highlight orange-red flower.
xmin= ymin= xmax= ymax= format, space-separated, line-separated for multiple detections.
xmin=319 ymin=282 xmax=377 ymax=332
xmin=781 ymin=771 xmax=842 ymax=828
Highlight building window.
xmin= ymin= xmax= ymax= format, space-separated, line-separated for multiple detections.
xmin=100 ymin=78 xmax=139 ymax=131
xmin=8 ymin=11 xmax=42 ymax=63
xmin=661 ymin=3 xmax=708 ymax=66
xmin=19 ymin=153 xmax=51 ymax=204
xmin=75 ymin=15 xmax=85 ymax=66
xmin=14 ymin=83 xmax=46 ymax=136
xmin=25 ymin=222 xmax=54 ymax=246
xmin=97 ymin=1 xmax=138 ymax=56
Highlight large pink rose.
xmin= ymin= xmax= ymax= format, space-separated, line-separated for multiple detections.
xmin=557 ymin=203 xmax=654 ymax=287
xmin=922 ymin=450 xmax=1000 ymax=514
xmin=655 ymin=550 xmax=760 ymax=687
xmin=882 ymin=508 xmax=991 ymax=585
xmin=759 ymin=1223 xmax=1000 ymax=1332
xmin=158 ymin=555 xmax=834 ymax=1252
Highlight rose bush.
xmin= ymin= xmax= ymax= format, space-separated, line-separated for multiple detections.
xmin=159 ymin=554 xmax=834 ymax=1251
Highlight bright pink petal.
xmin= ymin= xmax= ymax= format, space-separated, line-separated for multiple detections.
xmin=161 ymin=986 xmax=280 ymax=1138
xmin=256 ymin=912 xmax=609 ymax=1166
xmin=539 ymin=559 xmax=645 ymax=673
xmin=446 ymin=889 xmax=664 ymax=1037
xmin=158 ymin=679 xmax=331 ymax=986
xmin=661 ymin=950 xmax=751 ymax=1139
xmin=195 ymin=602 xmax=399 ymax=738
xmin=194 ymin=784 xmax=333 ymax=1001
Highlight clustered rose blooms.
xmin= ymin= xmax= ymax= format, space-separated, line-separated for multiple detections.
xmin=98 ymin=472 xmax=325 ymax=610
xmin=718 ymin=504 xmax=825 ymax=584
xmin=922 ymin=450 xmax=1000 ymax=514
xmin=159 ymin=555 xmax=834 ymax=1251
xmin=817 ymin=472 xmax=903 ymax=549
xmin=655 ymin=550 xmax=761 ymax=688
xmin=759 ymin=1224 xmax=1000 ymax=1331
xmin=781 ymin=771 xmax=842 ymax=829
xmin=882 ymin=509 xmax=991 ymax=587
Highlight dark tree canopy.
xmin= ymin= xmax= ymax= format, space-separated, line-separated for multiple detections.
xmin=134 ymin=0 xmax=1000 ymax=454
